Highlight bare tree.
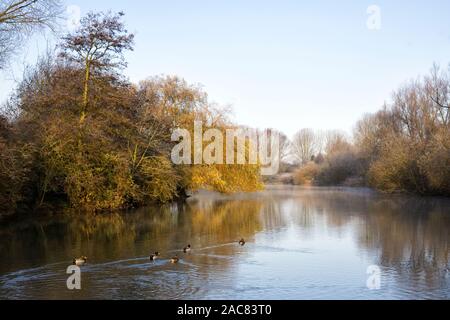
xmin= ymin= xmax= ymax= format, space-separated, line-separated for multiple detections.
xmin=265 ymin=129 xmax=290 ymax=161
xmin=0 ymin=0 xmax=62 ymax=69
xmin=424 ymin=64 xmax=450 ymax=126
xmin=292 ymin=128 xmax=322 ymax=165
xmin=278 ymin=131 xmax=291 ymax=161
xmin=325 ymin=130 xmax=350 ymax=155
xmin=59 ymin=11 xmax=134 ymax=126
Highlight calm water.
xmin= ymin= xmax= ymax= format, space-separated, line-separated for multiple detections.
xmin=0 ymin=186 xmax=449 ymax=300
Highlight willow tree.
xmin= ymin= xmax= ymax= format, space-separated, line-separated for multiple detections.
xmin=137 ymin=76 xmax=264 ymax=197
xmin=59 ymin=11 xmax=134 ymax=126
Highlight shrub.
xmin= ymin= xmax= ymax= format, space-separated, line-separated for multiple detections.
xmin=316 ymin=151 xmax=361 ymax=186
xmin=293 ymin=162 xmax=319 ymax=185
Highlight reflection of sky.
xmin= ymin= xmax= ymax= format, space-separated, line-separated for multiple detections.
xmin=239 ymin=204 xmax=377 ymax=300
xmin=2 ymin=1 xmax=450 ymax=136
xmin=226 ymin=188 xmax=449 ymax=299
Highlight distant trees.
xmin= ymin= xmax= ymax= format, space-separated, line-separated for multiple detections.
xmin=324 ymin=130 xmax=350 ymax=155
xmin=292 ymin=129 xmax=323 ymax=165
xmin=0 ymin=0 xmax=62 ymax=68
xmin=354 ymin=65 xmax=450 ymax=195
xmin=291 ymin=129 xmax=362 ymax=187
xmin=315 ymin=137 xmax=362 ymax=187
xmin=289 ymin=65 xmax=450 ymax=194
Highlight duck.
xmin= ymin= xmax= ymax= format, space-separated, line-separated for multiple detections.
xmin=170 ymin=255 xmax=180 ymax=264
xmin=73 ymin=256 xmax=88 ymax=266
xmin=239 ymin=238 xmax=246 ymax=246
xmin=183 ymin=244 xmax=191 ymax=253
xmin=150 ymin=252 xmax=160 ymax=261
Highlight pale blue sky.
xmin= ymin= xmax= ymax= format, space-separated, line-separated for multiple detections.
xmin=1 ymin=0 xmax=450 ymax=136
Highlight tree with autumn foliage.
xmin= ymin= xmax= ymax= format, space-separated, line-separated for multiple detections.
xmin=0 ymin=11 xmax=263 ymax=215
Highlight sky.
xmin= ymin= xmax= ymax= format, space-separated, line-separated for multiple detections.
xmin=1 ymin=0 xmax=450 ymax=137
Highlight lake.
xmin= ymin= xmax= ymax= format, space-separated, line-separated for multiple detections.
xmin=0 ymin=186 xmax=449 ymax=300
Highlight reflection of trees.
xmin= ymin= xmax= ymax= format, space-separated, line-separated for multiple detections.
xmin=260 ymin=201 xmax=289 ymax=231
xmin=184 ymin=199 xmax=263 ymax=242
xmin=358 ymin=198 xmax=450 ymax=288
xmin=0 ymin=199 xmax=263 ymax=274
xmin=0 ymin=206 xmax=176 ymax=272
xmin=0 ymin=188 xmax=448 ymax=293
xmin=275 ymin=189 xmax=450 ymax=288
xmin=0 ymin=211 xmax=131 ymax=272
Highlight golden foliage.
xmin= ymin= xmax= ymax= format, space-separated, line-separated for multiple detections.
xmin=190 ymin=164 xmax=263 ymax=194
xmin=293 ymin=162 xmax=319 ymax=185
xmin=138 ymin=156 xmax=180 ymax=203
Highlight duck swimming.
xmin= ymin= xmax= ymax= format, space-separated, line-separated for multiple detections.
xmin=73 ymin=256 xmax=88 ymax=266
xmin=170 ymin=255 xmax=180 ymax=264
xmin=239 ymin=238 xmax=246 ymax=246
xmin=183 ymin=244 xmax=191 ymax=253
xmin=150 ymin=252 xmax=160 ymax=261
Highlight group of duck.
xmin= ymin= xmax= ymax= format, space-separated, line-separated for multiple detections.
xmin=73 ymin=238 xmax=246 ymax=266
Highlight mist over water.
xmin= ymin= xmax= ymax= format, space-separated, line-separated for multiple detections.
xmin=0 ymin=186 xmax=449 ymax=300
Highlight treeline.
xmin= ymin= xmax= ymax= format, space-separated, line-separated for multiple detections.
xmin=0 ymin=11 xmax=262 ymax=216
xmin=290 ymin=65 xmax=450 ymax=196
xmin=1 ymin=2 xmax=449 ymax=218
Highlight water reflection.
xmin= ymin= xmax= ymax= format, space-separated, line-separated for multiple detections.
xmin=0 ymin=186 xmax=448 ymax=299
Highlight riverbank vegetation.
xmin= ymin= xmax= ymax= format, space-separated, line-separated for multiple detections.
xmin=288 ymin=65 xmax=450 ymax=196
xmin=0 ymin=9 xmax=262 ymax=216
xmin=1 ymin=3 xmax=449 ymax=218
